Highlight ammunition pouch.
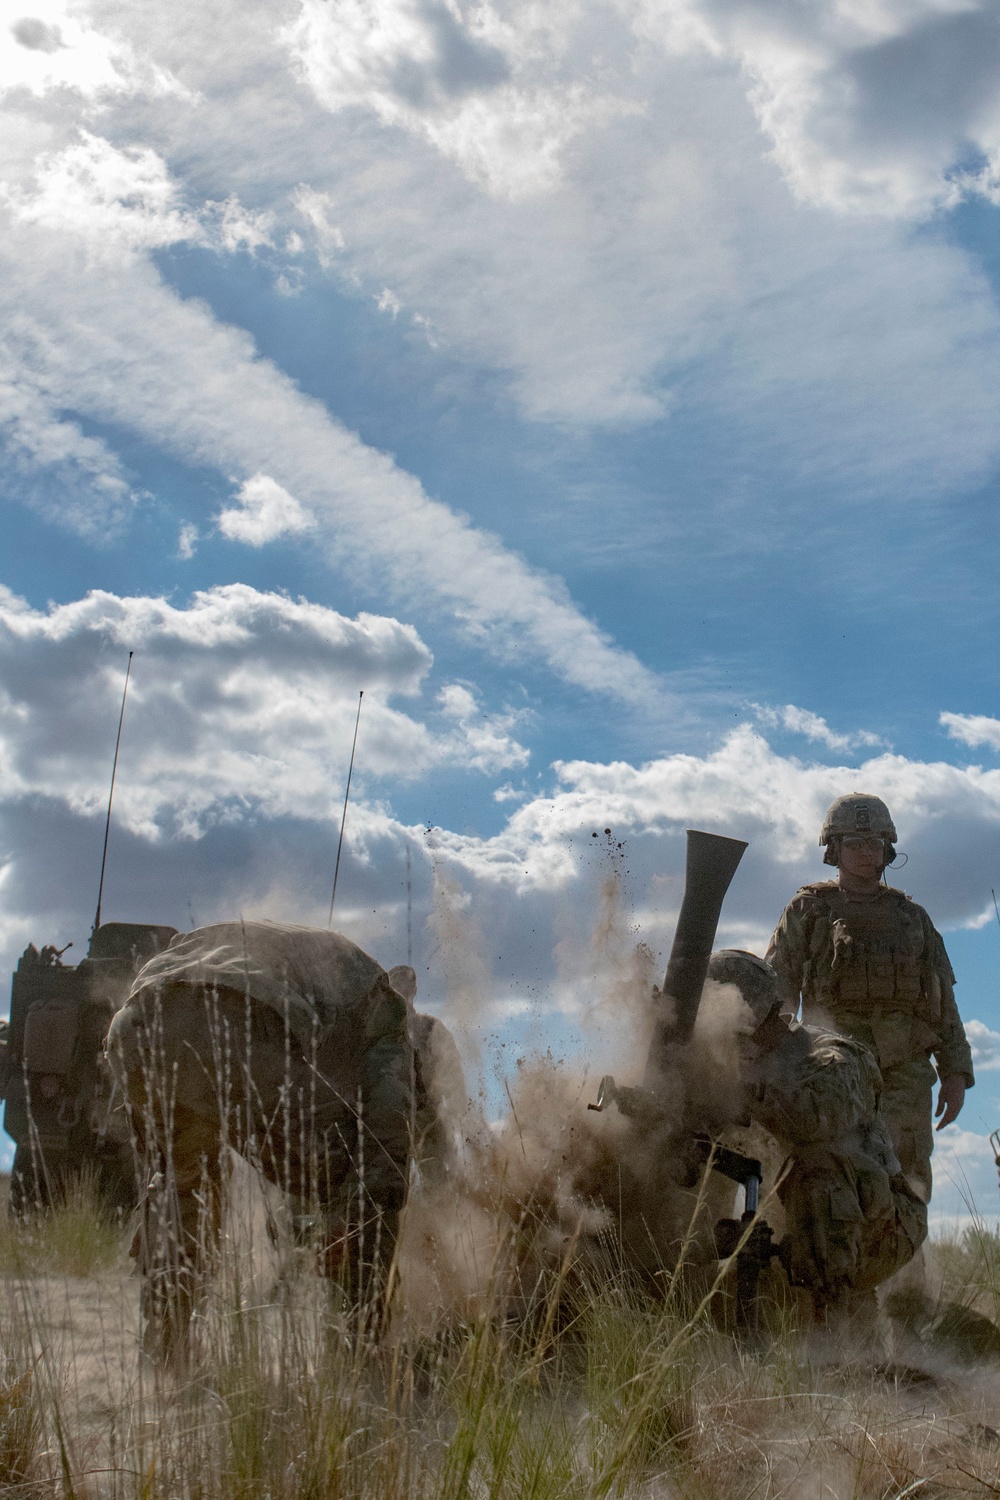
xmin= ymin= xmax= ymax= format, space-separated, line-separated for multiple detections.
xmin=23 ymin=1000 xmax=79 ymax=1078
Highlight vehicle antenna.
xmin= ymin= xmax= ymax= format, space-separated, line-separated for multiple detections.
xmin=992 ymin=888 xmax=1000 ymax=932
xmin=92 ymin=650 xmax=134 ymax=941
xmin=328 ymin=690 xmax=364 ymax=928
xmin=406 ymin=843 xmax=413 ymax=966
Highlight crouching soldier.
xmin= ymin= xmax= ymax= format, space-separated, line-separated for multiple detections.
xmin=108 ymin=922 xmax=415 ymax=1357
xmin=707 ymin=950 xmax=927 ymax=1323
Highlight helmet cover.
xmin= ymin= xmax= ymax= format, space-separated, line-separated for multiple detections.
xmin=706 ymin=949 xmax=779 ymax=1026
xmin=820 ymin=794 xmax=897 ymax=865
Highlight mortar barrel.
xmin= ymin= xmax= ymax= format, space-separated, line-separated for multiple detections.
xmin=642 ymin=829 xmax=747 ymax=1089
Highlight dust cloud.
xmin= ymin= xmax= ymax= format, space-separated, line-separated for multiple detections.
xmin=393 ymin=842 xmax=746 ymax=1331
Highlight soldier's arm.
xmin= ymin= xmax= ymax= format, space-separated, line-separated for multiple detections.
xmin=765 ymin=899 xmax=810 ymax=1015
xmin=928 ymin=928 xmax=975 ymax=1090
xmin=357 ymin=976 xmax=416 ymax=1217
xmin=755 ymin=1038 xmax=876 ymax=1147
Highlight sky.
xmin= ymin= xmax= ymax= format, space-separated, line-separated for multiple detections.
xmin=2 ymin=0 xmax=1000 ymax=1226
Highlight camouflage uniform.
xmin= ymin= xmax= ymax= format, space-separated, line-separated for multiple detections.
xmin=766 ymin=883 xmax=974 ymax=1203
xmin=744 ymin=1011 xmax=927 ymax=1303
xmin=108 ymin=922 xmax=415 ymax=1348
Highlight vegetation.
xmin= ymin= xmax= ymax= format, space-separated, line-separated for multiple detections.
xmin=0 ymin=1177 xmax=997 ymax=1497
xmin=934 ymin=1221 xmax=1000 ymax=1321
xmin=0 ymin=1171 xmax=127 ymax=1279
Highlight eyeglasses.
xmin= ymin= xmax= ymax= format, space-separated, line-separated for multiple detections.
xmin=840 ymin=835 xmax=887 ymax=852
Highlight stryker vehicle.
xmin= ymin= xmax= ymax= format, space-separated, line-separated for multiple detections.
xmin=1 ymin=922 xmax=177 ymax=1215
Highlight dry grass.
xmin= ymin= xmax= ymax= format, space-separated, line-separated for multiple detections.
xmin=0 ymin=1172 xmax=129 ymax=1280
xmin=934 ymin=1223 xmax=1000 ymax=1322
xmin=0 ymin=1178 xmax=997 ymax=1499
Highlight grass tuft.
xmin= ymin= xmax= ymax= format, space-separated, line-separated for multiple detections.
xmin=0 ymin=1172 xmax=128 ymax=1279
xmin=0 ymin=1172 xmax=999 ymax=1497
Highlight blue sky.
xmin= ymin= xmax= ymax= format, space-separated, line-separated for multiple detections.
xmin=2 ymin=0 xmax=1000 ymax=1224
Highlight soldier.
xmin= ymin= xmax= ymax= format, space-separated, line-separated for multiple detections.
xmin=765 ymin=794 xmax=974 ymax=1208
xmin=108 ymin=921 xmax=415 ymax=1356
xmin=708 ymin=949 xmax=927 ymax=1318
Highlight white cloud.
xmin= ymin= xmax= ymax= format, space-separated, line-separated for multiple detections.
xmin=421 ymin=726 xmax=1000 ymax=937
xmin=965 ymin=1019 xmax=1000 ymax=1072
xmin=4 ymin=131 xmax=273 ymax=259
xmin=437 ymin=683 xmax=529 ymax=775
xmin=753 ymin=703 xmax=885 ymax=752
xmin=941 ymin=711 xmax=1000 ymax=752
xmin=0 ymin=198 xmax=658 ymax=702
xmin=275 ymin=21 xmax=1000 ymax=475
xmin=930 ymin=1124 xmax=1000 ymax=1227
xmin=1 ymin=0 xmax=998 ymax=512
xmin=177 ymin=521 xmax=198 ymax=559
xmin=284 ymin=0 xmax=634 ymax=199
xmin=633 ymin=0 xmax=1000 ymax=219
xmin=217 ymin=473 xmax=314 ymax=545
xmin=1 ymin=0 xmax=189 ymax=103
xmin=0 ymin=359 xmax=135 ymax=532
xmin=0 ymin=583 xmax=526 ymax=841
xmin=376 ymin=287 xmax=402 ymax=318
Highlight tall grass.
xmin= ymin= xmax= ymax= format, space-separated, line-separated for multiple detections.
xmin=934 ymin=1221 xmax=1000 ymax=1320
xmin=1 ymin=1182 xmax=1000 ymax=1498
xmin=0 ymin=1170 xmax=127 ymax=1278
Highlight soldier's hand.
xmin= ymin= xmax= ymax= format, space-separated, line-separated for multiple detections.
xmin=935 ymin=1075 xmax=966 ymax=1130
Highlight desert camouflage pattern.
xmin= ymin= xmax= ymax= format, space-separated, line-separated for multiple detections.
xmin=108 ymin=921 xmax=415 ymax=1348
xmin=766 ymin=881 xmax=974 ymax=1201
xmin=819 ymin=793 xmax=897 ymax=847
xmin=746 ymin=1018 xmax=927 ymax=1303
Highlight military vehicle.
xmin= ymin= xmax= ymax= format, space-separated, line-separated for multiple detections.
xmin=1 ymin=921 xmax=177 ymax=1215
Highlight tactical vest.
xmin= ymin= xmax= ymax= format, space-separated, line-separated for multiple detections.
xmin=794 ymin=883 xmax=945 ymax=1069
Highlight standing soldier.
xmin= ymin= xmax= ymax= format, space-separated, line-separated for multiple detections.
xmin=766 ymin=794 xmax=974 ymax=1209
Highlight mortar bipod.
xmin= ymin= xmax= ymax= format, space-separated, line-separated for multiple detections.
xmin=696 ymin=1137 xmax=781 ymax=1333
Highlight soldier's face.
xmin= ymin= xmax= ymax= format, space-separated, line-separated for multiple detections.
xmin=837 ymin=834 xmax=888 ymax=880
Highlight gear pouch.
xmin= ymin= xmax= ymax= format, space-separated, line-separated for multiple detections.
xmin=23 ymin=1001 xmax=78 ymax=1077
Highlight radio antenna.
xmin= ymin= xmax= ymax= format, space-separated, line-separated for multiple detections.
xmin=992 ymin=888 xmax=1000 ymax=932
xmin=328 ymin=690 xmax=364 ymax=928
xmin=92 ymin=650 xmax=134 ymax=941
xmin=406 ymin=843 xmax=413 ymax=965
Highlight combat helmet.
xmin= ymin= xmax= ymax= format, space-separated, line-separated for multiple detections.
xmin=820 ymin=793 xmax=897 ymax=866
xmin=707 ymin=949 xmax=779 ymax=1027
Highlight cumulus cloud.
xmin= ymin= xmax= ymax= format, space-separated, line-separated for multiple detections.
xmin=927 ymin=1124 xmax=1000 ymax=1229
xmin=422 ymin=726 xmax=1000 ymax=934
xmin=752 ymin=703 xmax=885 ymax=752
xmin=177 ymin=521 xmax=198 ymax=558
xmin=0 ymin=583 xmax=533 ymax=844
xmin=964 ymin=1020 xmax=1000 ymax=1073
xmin=436 ymin=683 xmax=529 ymax=775
xmin=941 ymin=711 xmax=1000 ymax=752
xmin=217 ymin=473 xmax=313 ymax=545
xmin=285 ymin=0 xmax=633 ymax=199
xmin=1 ymin=0 xmax=188 ymax=102
xmin=277 ymin=5 xmax=1000 ymax=475
xmin=8 ymin=685 xmax=1000 ymax=1018
xmin=633 ymin=0 xmax=1000 ymax=219
xmin=286 ymin=0 xmax=1000 ymax=216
